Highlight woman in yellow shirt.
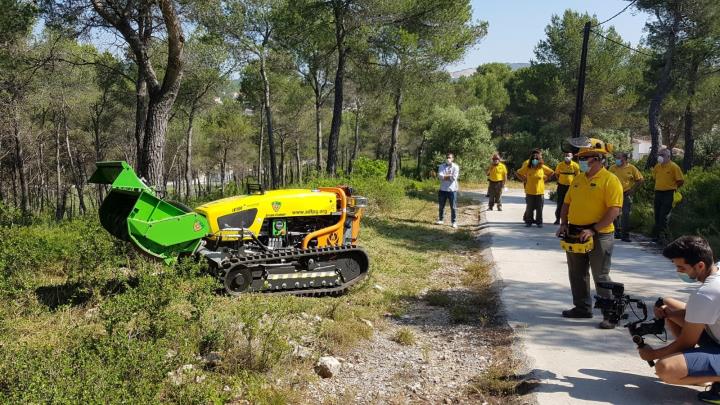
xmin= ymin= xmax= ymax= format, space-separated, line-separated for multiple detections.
xmin=516 ymin=150 xmax=554 ymax=227
xmin=486 ymin=153 xmax=507 ymax=211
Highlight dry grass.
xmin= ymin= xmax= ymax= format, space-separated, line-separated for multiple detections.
xmin=391 ymin=327 xmax=416 ymax=346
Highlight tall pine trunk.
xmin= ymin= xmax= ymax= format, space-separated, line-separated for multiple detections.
xmin=184 ymin=104 xmax=196 ymax=201
xmin=347 ymin=104 xmax=360 ymax=175
xmin=327 ymin=7 xmax=347 ymax=177
xmin=259 ymin=55 xmax=278 ymax=189
xmin=386 ymin=89 xmax=403 ymax=182
xmin=135 ymin=72 xmax=148 ymax=169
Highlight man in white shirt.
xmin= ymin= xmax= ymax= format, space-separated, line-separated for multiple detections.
xmin=638 ymin=236 xmax=720 ymax=403
xmin=436 ymin=153 xmax=460 ymax=229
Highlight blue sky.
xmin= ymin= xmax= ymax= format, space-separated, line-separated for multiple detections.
xmin=449 ymin=0 xmax=650 ymax=71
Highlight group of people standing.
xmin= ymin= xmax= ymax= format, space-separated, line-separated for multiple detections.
xmin=435 ymin=141 xmax=686 ymax=330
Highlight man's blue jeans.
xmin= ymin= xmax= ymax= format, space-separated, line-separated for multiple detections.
xmin=438 ymin=190 xmax=457 ymax=223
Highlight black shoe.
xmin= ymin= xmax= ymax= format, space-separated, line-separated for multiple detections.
xmin=525 ymin=223 xmax=532 ymax=227
xmin=553 ymin=219 xmax=560 ymax=225
xmin=488 ymin=206 xmax=493 ymax=211
xmin=498 ymin=206 xmax=502 ymax=211
xmin=698 ymin=382 xmax=720 ymax=403
xmin=622 ymin=236 xmax=632 ymax=242
xmin=614 ymin=234 xmax=621 ymax=239
xmin=537 ymin=223 xmax=543 ymax=228
xmin=562 ymin=308 xmax=593 ymax=318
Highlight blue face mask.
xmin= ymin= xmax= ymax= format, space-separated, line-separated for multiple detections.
xmin=615 ymin=159 xmax=623 ymax=166
xmin=678 ymin=272 xmax=696 ymax=283
xmin=531 ymin=159 xmax=539 ymax=166
xmin=579 ymin=160 xmax=589 ymax=173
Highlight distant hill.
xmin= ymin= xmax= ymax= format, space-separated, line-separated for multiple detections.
xmin=449 ymin=62 xmax=531 ymax=80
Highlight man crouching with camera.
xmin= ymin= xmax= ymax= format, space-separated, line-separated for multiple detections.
xmin=639 ymin=236 xmax=720 ymax=403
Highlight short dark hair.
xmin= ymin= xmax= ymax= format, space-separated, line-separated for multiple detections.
xmin=663 ymin=236 xmax=715 ymax=269
xmin=446 ymin=152 xmax=454 ymax=158
xmin=616 ymin=152 xmax=628 ymax=159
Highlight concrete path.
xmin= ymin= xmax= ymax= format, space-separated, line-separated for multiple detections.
xmin=483 ymin=189 xmax=702 ymax=405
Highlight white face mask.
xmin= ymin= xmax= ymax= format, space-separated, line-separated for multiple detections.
xmin=657 ymin=156 xmax=665 ymax=164
xmin=564 ymin=156 xmax=572 ymax=163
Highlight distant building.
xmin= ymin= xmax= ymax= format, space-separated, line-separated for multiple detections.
xmin=632 ymin=139 xmax=651 ymax=161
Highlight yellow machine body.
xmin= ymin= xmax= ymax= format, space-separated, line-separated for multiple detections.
xmin=560 ymin=236 xmax=594 ymax=254
xmin=195 ymin=187 xmax=365 ymax=249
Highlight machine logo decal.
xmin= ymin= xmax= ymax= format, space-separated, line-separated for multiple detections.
xmin=272 ymin=201 xmax=282 ymax=212
xmin=193 ymin=221 xmax=202 ymax=232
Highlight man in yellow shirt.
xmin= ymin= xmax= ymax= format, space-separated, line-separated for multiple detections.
xmin=554 ymin=152 xmax=580 ymax=225
xmin=556 ymin=138 xmax=623 ymax=329
xmin=652 ymin=149 xmax=684 ymax=239
xmin=517 ymin=150 xmax=554 ymax=227
xmin=609 ymin=152 xmax=644 ymax=242
xmin=486 ymin=153 xmax=507 ymax=211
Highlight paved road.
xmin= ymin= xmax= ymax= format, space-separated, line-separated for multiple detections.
xmin=483 ymin=189 xmax=702 ymax=405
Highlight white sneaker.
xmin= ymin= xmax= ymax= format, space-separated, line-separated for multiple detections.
xmin=451 ymin=222 xmax=458 ymax=229
xmin=435 ymin=220 xmax=444 ymax=225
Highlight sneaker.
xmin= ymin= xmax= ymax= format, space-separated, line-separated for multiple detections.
xmin=622 ymin=236 xmax=632 ymax=242
xmin=553 ymin=219 xmax=560 ymax=225
xmin=536 ymin=223 xmax=543 ymax=228
xmin=497 ymin=206 xmax=502 ymax=211
xmin=598 ymin=319 xmax=617 ymax=329
xmin=562 ymin=308 xmax=593 ymax=318
xmin=488 ymin=206 xmax=493 ymax=211
xmin=614 ymin=234 xmax=621 ymax=239
xmin=698 ymin=382 xmax=720 ymax=403
xmin=451 ymin=222 xmax=458 ymax=229
xmin=435 ymin=220 xmax=444 ymax=225
xmin=525 ymin=223 xmax=532 ymax=227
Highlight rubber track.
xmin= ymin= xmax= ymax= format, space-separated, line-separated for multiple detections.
xmin=218 ymin=245 xmax=369 ymax=296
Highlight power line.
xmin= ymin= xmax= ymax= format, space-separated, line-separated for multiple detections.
xmin=592 ymin=0 xmax=637 ymax=28
xmin=591 ymin=29 xmax=655 ymax=58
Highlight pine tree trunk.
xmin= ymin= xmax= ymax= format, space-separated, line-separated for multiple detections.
xmin=141 ymin=90 xmax=177 ymax=189
xmin=327 ymin=11 xmax=347 ymax=177
xmin=11 ymin=98 xmax=28 ymax=215
xmin=646 ymin=15 xmax=679 ymax=169
xmin=386 ymin=89 xmax=403 ymax=182
xmin=184 ymin=105 xmax=196 ymax=201
xmin=315 ymin=88 xmax=323 ymax=172
xmin=347 ymin=104 xmax=360 ymax=175
xmin=295 ymin=138 xmax=302 ymax=184
xmin=259 ymin=55 xmax=278 ymax=189
xmin=135 ymin=73 xmax=148 ymax=169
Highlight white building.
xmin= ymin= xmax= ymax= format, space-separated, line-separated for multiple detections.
xmin=632 ymin=139 xmax=651 ymax=161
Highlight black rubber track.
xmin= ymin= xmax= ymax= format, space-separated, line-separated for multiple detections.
xmin=217 ymin=245 xmax=370 ymax=296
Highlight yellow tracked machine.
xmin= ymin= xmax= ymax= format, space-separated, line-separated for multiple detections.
xmin=89 ymin=161 xmax=369 ymax=295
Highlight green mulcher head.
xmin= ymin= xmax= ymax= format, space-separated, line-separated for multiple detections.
xmin=88 ymin=161 xmax=210 ymax=264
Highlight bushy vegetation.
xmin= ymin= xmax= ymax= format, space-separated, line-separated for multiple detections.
xmin=0 ymin=171 xmax=482 ymax=403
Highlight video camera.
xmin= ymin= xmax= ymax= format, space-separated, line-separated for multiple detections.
xmin=594 ymin=281 xmax=666 ymax=367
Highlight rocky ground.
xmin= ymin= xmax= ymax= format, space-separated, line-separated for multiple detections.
xmin=303 ymin=200 xmax=529 ymax=404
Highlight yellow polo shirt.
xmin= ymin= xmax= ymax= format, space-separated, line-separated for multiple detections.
xmin=610 ymin=164 xmax=644 ymax=192
xmin=518 ymin=163 xmax=554 ymax=195
xmin=555 ymin=161 xmax=580 ymax=186
xmin=564 ymin=167 xmax=624 ymax=233
xmin=653 ymin=161 xmax=684 ymax=191
xmin=487 ymin=163 xmax=507 ymax=182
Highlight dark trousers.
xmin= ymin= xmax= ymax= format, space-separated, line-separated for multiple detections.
xmin=653 ymin=190 xmax=674 ymax=237
xmin=567 ymin=232 xmax=614 ymax=312
xmin=488 ymin=181 xmax=504 ymax=208
xmin=614 ymin=193 xmax=632 ymax=237
xmin=523 ymin=194 xmax=544 ymax=224
xmin=438 ymin=190 xmax=457 ymax=223
xmin=555 ymin=184 xmax=570 ymax=221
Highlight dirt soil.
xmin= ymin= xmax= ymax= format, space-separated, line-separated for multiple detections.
xmin=304 ymin=199 xmax=528 ymax=404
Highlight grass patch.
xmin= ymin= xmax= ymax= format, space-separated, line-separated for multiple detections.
xmin=391 ymin=327 xmax=416 ymax=346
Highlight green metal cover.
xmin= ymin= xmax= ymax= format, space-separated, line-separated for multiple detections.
xmin=89 ymin=161 xmax=209 ymax=263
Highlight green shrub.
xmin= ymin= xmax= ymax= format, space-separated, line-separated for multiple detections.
xmin=351 ymin=157 xmax=388 ymax=178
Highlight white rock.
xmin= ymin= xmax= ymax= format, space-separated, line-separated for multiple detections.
xmin=165 ymin=349 xmax=178 ymax=359
xmin=360 ymin=318 xmax=374 ymax=329
xmin=194 ymin=374 xmax=206 ymax=383
xmin=315 ymin=356 xmax=342 ymax=378
xmin=373 ymin=284 xmax=385 ymax=291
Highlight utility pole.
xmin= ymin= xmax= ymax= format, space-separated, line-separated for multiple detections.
xmin=572 ymin=21 xmax=591 ymax=138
